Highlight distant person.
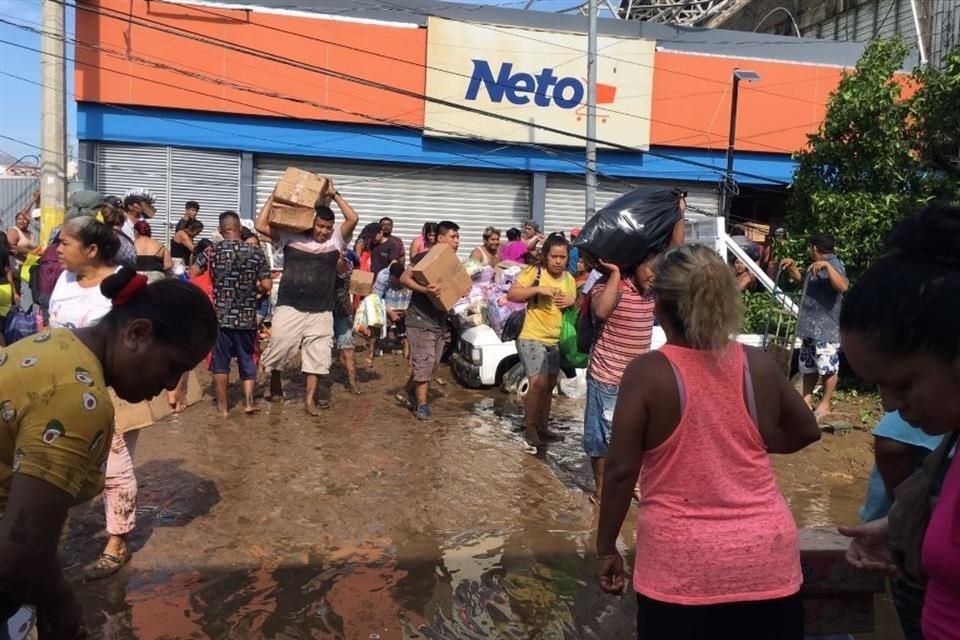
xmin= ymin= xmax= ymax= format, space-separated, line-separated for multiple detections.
xmin=469 ymin=226 xmax=501 ymax=266
xmin=192 ymin=211 xmax=272 ymax=417
xmin=333 ymin=251 xmax=361 ymax=395
xmin=410 ymin=222 xmax=438 ymax=258
xmin=171 ymin=220 xmax=204 ymax=264
xmin=733 ymin=258 xmax=757 ymax=292
xmin=6 ymin=195 xmax=39 ymax=266
xmin=375 ymin=262 xmax=412 ymax=360
xmin=596 ymin=244 xmax=819 ymax=638
xmin=500 ymin=227 xmax=527 ymax=263
xmin=133 ymin=220 xmax=172 ymax=282
xmin=781 ymin=234 xmax=848 ymax=417
xmin=523 ymin=220 xmax=545 ymax=254
xmin=354 ymin=222 xmax=383 ymax=274
xmin=175 ymin=200 xmax=200 ymax=233
xmin=372 ymin=216 xmax=405 ymax=274
xmin=567 ymin=227 xmax=581 ymax=275
xmin=507 ymin=233 xmax=577 ymax=452
xmin=398 ymin=220 xmax=461 ymax=420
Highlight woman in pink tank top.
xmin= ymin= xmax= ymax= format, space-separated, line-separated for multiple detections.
xmin=596 ymin=244 xmax=821 ymax=639
xmin=838 ymin=202 xmax=960 ymax=640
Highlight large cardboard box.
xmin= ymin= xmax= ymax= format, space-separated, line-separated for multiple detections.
xmin=262 ymin=196 xmax=316 ymax=233
xmin=349 ymin=270 xmax=374 ymax=297
xmin=273 ymin=167 xmax=328 ymax=208
xmin=111 ymin=370 xmax=205 ymax=434
xmin=411 ymin=244 xmax=472 ymax=312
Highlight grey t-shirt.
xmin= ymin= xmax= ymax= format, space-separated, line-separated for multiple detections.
xmin=796 ymin=254 xmax=845 ymax=343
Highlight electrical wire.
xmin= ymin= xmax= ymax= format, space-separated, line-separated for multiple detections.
xmin=46 ymin=0 xmax=791 ymax=185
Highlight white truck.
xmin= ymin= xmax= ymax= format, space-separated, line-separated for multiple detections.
xmin=449 ymin=213 xmax=792 ymax=390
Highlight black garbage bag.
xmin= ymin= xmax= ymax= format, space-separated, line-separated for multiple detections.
xmin=573 ymin=187 xmax=684 ymax=266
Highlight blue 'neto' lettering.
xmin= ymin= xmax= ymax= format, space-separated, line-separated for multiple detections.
xmin=464 ymin=60 xmax=585 ymax=109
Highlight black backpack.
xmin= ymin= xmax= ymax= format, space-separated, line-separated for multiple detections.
xmin=576 ymin=288 xmax=603 ymax=354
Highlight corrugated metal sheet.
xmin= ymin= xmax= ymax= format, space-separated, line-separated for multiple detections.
xmin=0 ymin=176 xmax=39 ymax=232
xmin=932 ymin=0 xmax=959 ymax=68
xmin=255 ymin=156 xmax=530 ymax=259
xmin=96 ymin=143 xmax=241 ymax=243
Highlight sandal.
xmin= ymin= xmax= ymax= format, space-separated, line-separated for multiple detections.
xmin=84 ymin=550 xmax=131 ymax=581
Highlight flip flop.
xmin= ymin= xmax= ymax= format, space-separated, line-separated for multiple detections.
xmin=84 ymin=551 xmax=131 ymax=581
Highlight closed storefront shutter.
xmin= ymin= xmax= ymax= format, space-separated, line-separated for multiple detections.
xmin=96 ymin=143 xmax=241 ymax=243
xmin=96 ymin=143 xmax=169 ymax=230
xmin=169 ymin=147 xmax=241 ymax=242
xmin=544 ymin=174 xmax=718 ymax=238
xmin=255 ymin=156 xmax=530 ymax=259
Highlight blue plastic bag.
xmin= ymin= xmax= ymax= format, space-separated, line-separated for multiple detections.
xmin=4 ymin=305 xmax=39 ymax=344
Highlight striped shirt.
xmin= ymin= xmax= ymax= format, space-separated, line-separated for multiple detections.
xmin=588 ymin=278 xmax=655 ymax=386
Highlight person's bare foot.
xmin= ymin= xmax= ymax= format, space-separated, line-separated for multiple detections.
xmin=216 ymin=405 xmax=229 ymax=418
xmin=305 ymin=401 xmax=322 ymax=417
xmin=172 ymin=402 xmax=187 ymax=414
xmin=243 ymin=403 xmax=260 ymax=415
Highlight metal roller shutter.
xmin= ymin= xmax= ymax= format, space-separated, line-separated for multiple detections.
xmin=255 ymin=156 xmax=530 ymax=259
xmin=543 ymin=174 xmax=718 ymax=237
xmin=96 ymin=143 xmax=241 ymax=243
xmin=876 ymin=0 xmax=902 ymax=39
xmin=169 ymin=147 xmax=241 ymax=242
xmin=96 ymin=143 xmax=169 ymax=229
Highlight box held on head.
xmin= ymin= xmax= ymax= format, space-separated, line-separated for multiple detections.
xmin=411 ymin=244 xmax=472 ymax=311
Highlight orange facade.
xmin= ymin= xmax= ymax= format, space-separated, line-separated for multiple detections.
xmin=75 ymin=0 xmax=848 ymax=154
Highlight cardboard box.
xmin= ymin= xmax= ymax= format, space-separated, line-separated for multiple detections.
xmin=411 ymin=244 xmax=472 ymax=312
xmin=273 ymin=167 xmax=328 ymax=208
xmin=349 ymin=270 xmax=374 ymax=297
xmin=110 ymin=370 xmax=205 ymax=434
xmin=798 ymin=528 xmax=885 ymax=635
xmin=263 ymin=196 xmax=316 ymax=233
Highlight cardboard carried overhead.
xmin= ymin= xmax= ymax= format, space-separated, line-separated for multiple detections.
xmin=349 ymin=270 xmax=374 ymax=297
xmin=274 ymin=167 xmax=329 ymax=208
xmin=263 ymin=167 xmax=330 ymax=232
xmin=411 ymin=243 xmax=472 ymax=311
xmin=111 ymin=370 xmax=204 ymax=434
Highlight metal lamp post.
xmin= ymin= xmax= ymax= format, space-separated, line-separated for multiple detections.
xmin=720 ymin=69 xmax=761 ymax=217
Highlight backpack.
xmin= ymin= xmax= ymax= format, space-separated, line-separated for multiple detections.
xmin=30 ymin=240 xmax=64 ymax=311
xmin=65 ymin=190 xmax=103 ymax=220
xmin=576 ymin=288 xmax=603 ymax=354
xmin=499 ymin=267 xmax=541 ymax=342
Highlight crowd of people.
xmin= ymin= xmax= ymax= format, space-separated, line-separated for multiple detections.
xmin=0 ymin=184 xmax=958 ymax=640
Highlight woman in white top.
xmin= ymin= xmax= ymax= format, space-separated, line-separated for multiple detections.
xmin=48 ymin=216 xmax=120 ymax=330
xmin=48 ymin=215 xmax=142 ymax=581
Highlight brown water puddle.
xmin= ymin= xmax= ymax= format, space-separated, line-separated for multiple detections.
xmin=65 ymin=356 xmax=898 ymax=639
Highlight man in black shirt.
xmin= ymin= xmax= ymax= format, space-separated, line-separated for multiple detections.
xmin=175 ymin=201 xmax=200 ymax=233
xmin=398 ymin=220 xmax=460 ymax=420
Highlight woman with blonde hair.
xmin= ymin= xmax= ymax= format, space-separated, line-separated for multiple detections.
xmin=596 ymin=243 xmax=820 ymax=638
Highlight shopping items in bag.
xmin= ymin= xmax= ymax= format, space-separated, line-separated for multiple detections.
xmin=4 ymin=305 xmax=40 ymax=344
xmin=353 ymin=293 xmax=386 ymax=336
xmin=574 ymin=187 xmax=684 ymax=266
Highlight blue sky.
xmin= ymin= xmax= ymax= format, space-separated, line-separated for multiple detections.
xmin=0 ymin=0 xmax=600 ymax=162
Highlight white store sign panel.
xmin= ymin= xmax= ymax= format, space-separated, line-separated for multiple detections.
xmin=424 ymin=17 xmax=655 ymax=149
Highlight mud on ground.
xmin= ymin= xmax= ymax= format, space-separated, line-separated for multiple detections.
xmin=64 ymin=353 xmax=901 ymax=639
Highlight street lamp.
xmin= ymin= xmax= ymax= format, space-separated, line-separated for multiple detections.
xmin=720 ymin=69 xmax=761 ymax=216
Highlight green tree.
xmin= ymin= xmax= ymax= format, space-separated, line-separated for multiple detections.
xmin=784 ymin=39 xmax=923 ymax=278
xmin=911 ymin=48 xmax=960 ymax=202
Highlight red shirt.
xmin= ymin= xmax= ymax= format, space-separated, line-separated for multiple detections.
xmin=587 ymin=278 xmax=655 ymax=385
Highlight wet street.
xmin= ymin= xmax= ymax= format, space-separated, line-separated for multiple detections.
xmin=63 ymin=353 xmax=900 ymax=639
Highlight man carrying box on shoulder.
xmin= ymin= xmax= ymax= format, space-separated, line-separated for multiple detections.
xmin=255 ymin=185 xmax=359 ymax=415
xmin=398 ymin=220 xmax=461 ymax=421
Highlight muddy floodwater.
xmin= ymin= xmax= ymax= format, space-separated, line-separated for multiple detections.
xmin=64 ymin=353 xmax=903 ymax=639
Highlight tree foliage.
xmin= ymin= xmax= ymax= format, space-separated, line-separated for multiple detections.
xmin=784 ymin=40 xmax=960 ymax=278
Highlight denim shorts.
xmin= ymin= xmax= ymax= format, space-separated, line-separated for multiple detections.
xmin=517 ymin=338 xmax=560 ymax=377
xmin=583 ymin=376 xmax=619 ymax=457
xmin=333 ymin=309 xmax=354 ymax=350
xmin=210 ymin=328 xmax=257 ymax=380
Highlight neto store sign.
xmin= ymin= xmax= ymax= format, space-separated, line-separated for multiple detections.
xmin=425 ymin=18 xmax=654 ymax=149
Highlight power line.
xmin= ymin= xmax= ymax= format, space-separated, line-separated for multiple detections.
xmin=52 ymin=0 xmax=790 ymax=185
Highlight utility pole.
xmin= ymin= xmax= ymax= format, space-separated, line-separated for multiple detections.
xmin=585 ymin=0 xmax=597 ymax=223
xmin=40 ymin=0 xmax=66 ymax=245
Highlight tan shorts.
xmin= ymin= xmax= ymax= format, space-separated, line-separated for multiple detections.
xmin=408 ymin=326 xmax=445 ymax=383
xmin=260 ymin=306 xmax=334 ymax=375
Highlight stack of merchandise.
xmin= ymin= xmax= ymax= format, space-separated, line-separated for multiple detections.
xmin=451 ymin=260 xmax=526 ymax=336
